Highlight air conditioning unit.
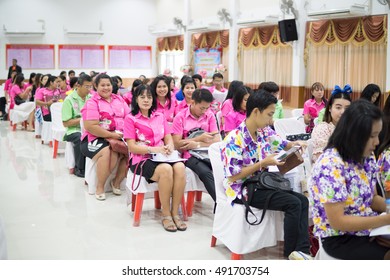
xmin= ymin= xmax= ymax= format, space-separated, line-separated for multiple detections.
xmin=307 ymin=4 xmax=367 ymax=19
xmin=187 ymin=23 xmax=221 ymax=33
xmin=237 ymin=15 xmax=279 ymax=26
xmin=65 ymin=31 xmax=104 ymax=36
xmin=150 ymin=28 xmax=181 ymax=36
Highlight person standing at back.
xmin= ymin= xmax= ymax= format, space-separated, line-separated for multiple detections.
xmin=62 ymin=74 xmax=93 ymax=178
xmin=7 ymin=59 xmax=22 ymax=79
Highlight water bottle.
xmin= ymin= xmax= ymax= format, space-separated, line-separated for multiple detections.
xmin=386 ymin=198 xmax=390 ymax=214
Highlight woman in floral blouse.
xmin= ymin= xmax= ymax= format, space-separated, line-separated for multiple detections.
xmin=311 ymin=84 xmax=352 ymax=163
xmin=309 ymin=99 xmax=390 ymax=259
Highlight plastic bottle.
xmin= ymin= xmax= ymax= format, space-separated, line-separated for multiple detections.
xmin=386 ymin=198 xmax=390 ymax=214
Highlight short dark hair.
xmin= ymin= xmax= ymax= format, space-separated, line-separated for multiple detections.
xmin=323 ymin=92 xmax=352 ymax=123
xmin=94 ymin=73 xmax=112 ymax=87
xmin=192 ymin=88 xmax=213 ymax=104
xmin=192 ymin=74 xmax=202 ymax=82
xmin=326 ymin=99 xmax=382 ymax=162
xmin=131 ymin=84 xmax=156 ymax=117
xmin=212 ymin=73 xmax=223 ymax=80
xmin=232 ymin=86 xmax=250 ymax=112
xmin=68 ymin=70 xmax=75 ymax=76
xmin=150 ymin=75 xmax=172 ymax=108
xmin=225 ymin=80 xmax=244 ymax=101
xmin=77 ymin=74 xmax=92 ymax=86
xmin=131 ymin=79 xmax=143 ymax=93
xmin=69 ymin=77 xmax=79 ymax=88
xmin=258 ymin=81 xmax=279 ymax=93
xmin=181 ymin=77 xmax=196 ymax=92
xmin=246 ymin=89 xmax=277 ymax=118
xmin=360 ymin=83 xmax=381 ymax=106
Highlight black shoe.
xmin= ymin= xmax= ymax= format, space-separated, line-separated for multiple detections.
xmin=74 ymin=169 xmax=85 ymax=178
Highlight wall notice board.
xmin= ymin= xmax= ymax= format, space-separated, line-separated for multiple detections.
xmin=108 ymin=46 xmax=151 ymax=69
xmin=59 ymin=45 xmax=105 ymax=69
xmin=6 ymin=44 xmax=55 ymax=69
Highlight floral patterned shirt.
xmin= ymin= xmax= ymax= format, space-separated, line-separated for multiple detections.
xmin=222 ymin=122 xmax=287 ymax=203
xmin=377 ymin=148 xmax=390 ymax=193
xmin=311 ymin=121 xmax=335 ymax=163
xmin=309 ymin=148 xmax=378 ymax=238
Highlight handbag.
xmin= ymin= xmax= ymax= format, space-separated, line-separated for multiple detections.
xmin=241 ymin=171 xmax=292 ymax=225
xmin=14 ymin=95 xmax=26 ymax=105
xmin=187 ymin=128 xmax=211 ymax=166
xmin=106 ymin=138 xmax=129 ymax=157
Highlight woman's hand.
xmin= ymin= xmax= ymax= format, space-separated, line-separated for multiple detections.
xmin=111 ymin=131 xmax=123 ymax=139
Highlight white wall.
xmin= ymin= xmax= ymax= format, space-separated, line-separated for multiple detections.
xmin=0 ymin=0 xmax=157 ymax=79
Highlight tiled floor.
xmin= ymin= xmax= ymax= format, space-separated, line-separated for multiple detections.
xmin=0 ymin=120 xmax=284 ymax=260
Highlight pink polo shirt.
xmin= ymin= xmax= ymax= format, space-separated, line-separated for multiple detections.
xmin=123 ymin=111 xmax=170 ymax=165
xmin=224 ymin=110 xmax=246 ymax=132
xmin=303 ymin=98 xmax=325 ymax=118
xmin=220 ymin=99 xmax=233 ymax=130
xmin=81 ymin=93 xmax=130 ymax=142
xmin=156 ymin=97 xmax=176 ymax=123
xmin=122 ymin=91 xmax=132 ymax=105
xmin=174 ymin=100 xmax=190 ymax=115
xmin=172 ymin=106 xmax=218 ymax=159
xmin=9 ymin=85 xmax=22 ymax=109
xmin=4 ymin=78 xmax=12 ymax=92
xmin=35 ymin=88 xmax=58 ymax=116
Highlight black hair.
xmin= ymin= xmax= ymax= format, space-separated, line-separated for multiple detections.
xmin=94 ymin=73 xmax=112 ymax=88
xmin=377 ymin=96 xmax=390 ymax=156
xmin=131 ymin=84 xmax=156 ymax=117
xmin=150 ymin=75 xmax=172 ymax=109
xmin=68 ymin=70 xmax=75 ymax=76
xmin=191 ymin=88 xmax=213 ymax=104
xmin=181 ymin=77 xmax=196 ymax=92
xmin=246 ymin=89 xmax=277 ymax=118
xmin=58 ymin=75 xmax=66 ymax=82
xmin=131 ymin=79 xmax=143 ymax=93
xmin=14 ymin=73 xmax=25 ymax=88
xmin=323 ymin=92 xmax=352 ymax=123
xmin=69 ymin=77 xmax=79 ymax=88
xmin=59 ymin=71 xmax=66 ymax=76
xmin=258 ymin=81 xmax=279 ymax=93
xmin=44 ymin=75 xmax=57 ymax=88
xmin=28 ymin=72 xmax=36 ymax=84
xmin=212 ymin=72 xmax=223 ymax=80
xmin=77 ymin=74 xmax=92 ymax=86
xmin=192 ymin=74 xmax=202 ymax=82
xmin=326 ymin=99 xmax=382 ymax=163
xmin=360 ymin=83 xmax=381 ymax=106
xmin=232 ymin=86 xmax=250 ymax=112
xmin=225 ymin=80 xmax=244 ymax=101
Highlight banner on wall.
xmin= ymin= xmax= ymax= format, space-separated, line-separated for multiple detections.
xmin=194 ymin=48 xmax=221 ymax=78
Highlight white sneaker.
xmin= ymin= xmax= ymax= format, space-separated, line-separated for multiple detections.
xmin=288 ymin=251 xmax=313 ymax=260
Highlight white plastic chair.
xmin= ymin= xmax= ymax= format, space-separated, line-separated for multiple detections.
xmin=209 ymin=142 xmax=284 ymax=260
xmin=291 ymin=108 xmax=304 ymax=118
xmin=274 ymin=117 xmax=306 ymax=140
xmin=314 ymin=237 xmax=339 ymax=260
xmin=216 ymin=110 xmax=222 ymax=131
xmin=50 ymin=102 xmax=66 ymax=158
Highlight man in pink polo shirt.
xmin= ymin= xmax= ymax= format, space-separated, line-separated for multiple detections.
xmin=172 ymin=88 xmax=220 ymax=202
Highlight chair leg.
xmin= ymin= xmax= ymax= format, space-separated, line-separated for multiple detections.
xmin=186 ymin=191 xmax=195 ymax=217
xmin=181 ymin=195 xmax=188 ymax=221
xmin=53 ymin=140 xmax=59 ymax=159
xmin=133 ymin=193 xmax=144 ymax=227
xmin=195 ymin=191 xmax=203 ymax=201
xmin=211 ymin=235 xmax=217 ymax=247
xmin=49 ymin=141 xmax=53 ymax=148
xmin=231 ymin=253 xmax=242 ymax=260
xmin=131 ymin=194 xmax=136 ymax=212
xmin=69 ymin=168 xmax=75 ymax=174
xmin=12 ymin=124 xmax=16 ymax=131
xmin=154 ymin=191 xmax=161 ymax=209
xmin=23 ymin=121 xmax=27 ymax=130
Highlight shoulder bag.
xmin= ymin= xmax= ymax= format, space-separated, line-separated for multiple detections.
xmin=241 ymin=171 xmax=292 ymax=225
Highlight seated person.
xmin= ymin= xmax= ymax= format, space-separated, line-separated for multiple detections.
xmin=309 ymin=99 xmax=390 ymax=260
xmin=223 ymin=85 xmax=251 ymax=134
xmin=174 ymin=77 xmax=196 ymax=116
xmin=220 ymin=80 xmax=244 ymax=132
xmin=172 ymin=88 xmax=220 ymax=202
xmin=258 ymin=81 xmax=283 ymax=127
xmin=192 ymin=74 xmax=203 ymax=90
xmin=124 ymin=85 xmax=187 ymax=232
xmin=222 ymin=90 xmax=311 ymax=260
xmin=303 ymin=82 xmax=327 ymax=133
xmin=151 ymin=75 xmax=176 ymax=125
xmin=360 ymin=83 xmax=382 ymax=107
xmin=207 ymin=73 xmax=228 ymax=113
xmin=311 ymin=84 xmax=351 ymax=163
xmin=80 ymin=74 xmax=130 ymax=201
xmin=35 ymin=75 xmax=61 ymax=122
xmin=62 ymin=74 xmax=93 ymax=178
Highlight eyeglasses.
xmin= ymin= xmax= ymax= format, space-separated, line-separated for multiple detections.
xmin=83 ymin=85 xmax=93 ymax=89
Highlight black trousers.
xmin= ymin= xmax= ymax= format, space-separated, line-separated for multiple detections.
xmin=235 ymin=189 xmax=310 ymax=257
xmin=64 ymin=132 xmax=85 ymax=171
xmin=0 ymin=97 xmax=6 ymax=116
xmin=185 ymin=156 xmax=216 ymax=202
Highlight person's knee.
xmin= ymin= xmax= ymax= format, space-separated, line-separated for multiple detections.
xmin=158 ymin=164 xmax=173 ymax=178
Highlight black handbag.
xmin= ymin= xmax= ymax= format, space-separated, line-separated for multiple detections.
xmin=14 ymin=95 xmax=26 ymax=105
xmin=241 ymin=171 xmax=292 ymax=225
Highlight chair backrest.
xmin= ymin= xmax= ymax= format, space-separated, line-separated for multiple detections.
xmin=209 ymin=142 xmax=227 ymax=204
xmin=215 ymin=110 xmax=222 ymax=131
xmin=291 ymin=108 xmax=304 ymax=118
xmin=50 ymin=102 xmax=65 ymax=131
xmin=274 ymin=117 xmax=306 ymax=139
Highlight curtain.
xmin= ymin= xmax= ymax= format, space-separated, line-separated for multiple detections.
xmin=304 ymin=15 xmax=387 ymax=101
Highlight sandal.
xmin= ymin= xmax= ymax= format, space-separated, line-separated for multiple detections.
xmin=162 ymin=216 xmax=177 ymax=232
xmin=172 ymin=215 xmax=187 ymax=231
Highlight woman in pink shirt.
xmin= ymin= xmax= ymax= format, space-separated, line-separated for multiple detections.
xmin=123 ymin=79 xmax=142 ymax=106
xmin=151 ymin=75 xmax=176 ymax=125
xmin=303 ymin=82 xmax=327 ymax=133
xmin=220 ymin=80 xmax=244 ymax=132
xmin=224 ymin=85 xmax=251 ymax=134
xmin=35 ymin=75 xmax=61 ymax=122
xmin=174 ymin=77 xmax=196 ymax=116
xmin=10 ymin=74 xmax=35 ymax=131
xmin=80 ymin=74 xmax=130 ymax=201
xmin=124 ymin=84 xmax=187 ymax=232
